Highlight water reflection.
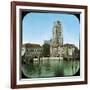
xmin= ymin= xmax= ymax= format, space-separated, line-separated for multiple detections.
xmin=21 ymin=58 xmax=80 ymax=78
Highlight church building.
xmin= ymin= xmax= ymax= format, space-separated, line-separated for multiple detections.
xmin=50 ymin=21 xmax=63 ymax=57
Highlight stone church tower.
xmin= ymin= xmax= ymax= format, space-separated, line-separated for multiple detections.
xmin=50 ymin=21 xmax=63 ymax=57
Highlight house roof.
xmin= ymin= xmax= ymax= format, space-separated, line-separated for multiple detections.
xmin=63 ymin=43 xmax=75 ymax=47
xmin=51 ymin=43 xmax=78 ymax=49
xmin=63 ymin=43 xmax=78 ymax=49
xmin=22 ymin=43 xmax=41 ymax=48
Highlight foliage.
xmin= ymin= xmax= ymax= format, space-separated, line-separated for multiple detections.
xmin=42 ymin=43 xmax=50 ymax=57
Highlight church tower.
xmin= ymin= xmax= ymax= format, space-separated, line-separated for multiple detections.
xmin=52 ymin=20 xmax=63 ymax=46
xmin=50 ymin=20 xmax=63 ymax=57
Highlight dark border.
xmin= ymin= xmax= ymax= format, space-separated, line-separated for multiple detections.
xmin=20 ymin=9 xmax=80 ymax=79
xmin=11 ymin=1 xmax=88 ymax=89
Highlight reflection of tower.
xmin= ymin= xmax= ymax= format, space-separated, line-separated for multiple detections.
xmin=50 ymin=20 xmax=63 ymax=56
xmin=53 ymin=21 xmax=63 ymax=46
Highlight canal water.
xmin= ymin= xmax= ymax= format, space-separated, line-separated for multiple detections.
xmin=21 ymin=58 xmax=80 ymax=78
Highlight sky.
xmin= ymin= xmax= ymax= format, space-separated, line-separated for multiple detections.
xmin=22 ymin=12 xmax=80 ymax=48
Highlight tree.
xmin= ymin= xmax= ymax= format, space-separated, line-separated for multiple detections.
xmin=42 ymin=43 xmax=50 ymax=57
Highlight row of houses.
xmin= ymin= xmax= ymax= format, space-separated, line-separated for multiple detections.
xmin=22 ymin=43 xmax=42 ymax=58
xmin=22 ymin=43 xmax=79 ymax=59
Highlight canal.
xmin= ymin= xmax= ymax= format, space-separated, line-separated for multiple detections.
xmin=21 ymin=58 xmax=80 ymax=78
